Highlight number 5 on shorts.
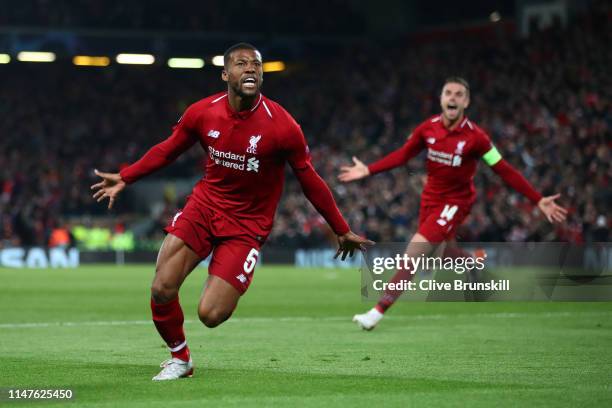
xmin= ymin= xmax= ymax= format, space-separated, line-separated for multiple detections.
xmin=243 ymin=248 xmax=259 ymax=274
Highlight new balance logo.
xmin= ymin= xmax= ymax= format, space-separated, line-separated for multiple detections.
xmin=236 ymin=274 xmax=247 ymax=283
xmin=426 ymin=137 xmax=436 ymax=144
xmin=246 ymin=157 xmax=259 ymax=172
xmin=207 ymin=129 xmax=221 ymax=138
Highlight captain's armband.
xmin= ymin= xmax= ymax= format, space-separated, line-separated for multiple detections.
xmin=482 ymin=146 xmax=502 ymax=166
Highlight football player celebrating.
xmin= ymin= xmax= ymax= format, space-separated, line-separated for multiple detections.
xmin=339 ymin=77 xmax=567 ymax=330
xmin=92 ymin=43 xmax=372 ymax=380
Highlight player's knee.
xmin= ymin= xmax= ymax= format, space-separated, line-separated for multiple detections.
xmin=198 ymin=308 xmax=230 ymax=328
xmin=150 ymin=280 xmax=178 ymax=304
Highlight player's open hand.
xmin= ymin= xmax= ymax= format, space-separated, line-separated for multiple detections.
xmin=334 ymin=231 xmax=375 ymax=261
xmin=338 ymin=156 xmax=370 ymax=183
xmin=537 ymin=194 xmax=568 ymax=223
xmin=90 ymin=169 xmax=126 ymax=210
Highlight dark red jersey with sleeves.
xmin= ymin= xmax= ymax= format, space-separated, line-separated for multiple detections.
xmin=368 ymin=115 xmax=493 ymax=206
xmin=120 ymin=92 xmax=349 ymax=239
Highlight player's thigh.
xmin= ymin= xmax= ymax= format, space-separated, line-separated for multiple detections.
xmin=197 ymin=238 xmax=261 ymax=324
xmin=208 ymin=237 xmax=260 ymax=295
xmin=404 ymin=232 xmax=436 ymax=259
xmin=152 ymin=233 xmax=204 ymax=301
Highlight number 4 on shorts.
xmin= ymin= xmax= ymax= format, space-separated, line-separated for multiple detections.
xmin=437 ymin=204 xmax=458 ymax=226
xmin=243 ymin=248 xmax=259 ymax=274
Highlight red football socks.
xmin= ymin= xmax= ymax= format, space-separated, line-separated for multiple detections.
xmin=151 ymin=297 xmax=190 ymax=362
xmin=375 ymin=264 xmax=417 ymax=314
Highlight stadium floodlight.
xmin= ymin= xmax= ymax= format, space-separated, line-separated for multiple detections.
xmin=263 ymin=61 xmax=286 ymax=73
xmin=490 ymin=11 xmax=501 ymax=22
xmin=0 ymin=54 xmax=10 ymax=64
xmin=212 ymin=55 xmax=224 ymax=66
xmin=116 ymin=53 xmax=155 ymax=65
xmin=73 ymin=56 xmax=111 ymax=67
xmin=167 ymin=58 xmax=205 ymax=69
xmin=17 ymin=51 xmax=56 ymax=62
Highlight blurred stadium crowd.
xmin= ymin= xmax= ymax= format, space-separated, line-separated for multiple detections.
xmin=0 ymin=5 xmax=610 ymax=249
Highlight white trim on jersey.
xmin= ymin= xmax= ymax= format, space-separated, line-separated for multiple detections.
xmin=250 ymin=94 xmax=263 ymax=111
xmin=431 ymin=115 xmax=442 ymax=123
xmin=212 ymin=93 xmax=228 ymax=103
xmin=262 ymin=101 xmax=273 ymax=118
xmin=459 ymin=118 xmax=474 ymax=130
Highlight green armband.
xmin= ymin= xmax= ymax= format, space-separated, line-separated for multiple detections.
xmin=482 ymin=146 xmax=502 ymax=166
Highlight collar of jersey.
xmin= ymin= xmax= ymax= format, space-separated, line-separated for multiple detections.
xmin=225 ymin=93 xmax=263 ymax=120
xmin=438 ymin=115 xmax=470 ymax=135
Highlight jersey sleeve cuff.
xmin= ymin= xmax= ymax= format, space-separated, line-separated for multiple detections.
xmin=119 ymin=168 xmax=136 ymax=184
xmin=333 ymin=222 xmax=351 ymax=236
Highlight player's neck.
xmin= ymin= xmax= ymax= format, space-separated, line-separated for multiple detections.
xmin=227 ymin=91 xmax=259 ymax=112
xmin=442 ymin=113 xmax=464 ymax=131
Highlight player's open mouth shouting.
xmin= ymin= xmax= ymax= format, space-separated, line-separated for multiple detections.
xmin=242 ymin=76 xmax=258 ymax=91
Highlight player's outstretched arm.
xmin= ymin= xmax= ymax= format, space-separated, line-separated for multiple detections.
xmin=293 ymin=164 xmax=374 ymax=259
xmin=90 ymin=169 xmax=126 ymax=210
xmin=338 ymin=133 xmax=423 ymax=183
xmin=338 ymin=156 xmax=370 ymax=182
xmin=489 ymin=159 xmax=568 ymax=223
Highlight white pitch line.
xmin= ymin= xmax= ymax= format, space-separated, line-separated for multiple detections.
xmin=0 ymin=311 xmax=610 ymax=330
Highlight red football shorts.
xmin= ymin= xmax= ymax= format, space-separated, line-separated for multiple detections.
xmin=417 ymin=202 xmax=471 ymax=243
xmin=164 ymin=199 xmax=261 ymax=294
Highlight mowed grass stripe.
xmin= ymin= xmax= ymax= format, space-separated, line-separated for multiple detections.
xmin=1 ymin=310 xmax=611 ymax=329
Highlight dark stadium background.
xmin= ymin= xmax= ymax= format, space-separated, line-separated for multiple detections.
xmin=0 ymin=0 xmax=609 ymax=253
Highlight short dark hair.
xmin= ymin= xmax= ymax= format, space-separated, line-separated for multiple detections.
xmin=443 ymin=77 xmax=470 ymax=96
xmin=223 ymin=42 xmax=259 ymax=67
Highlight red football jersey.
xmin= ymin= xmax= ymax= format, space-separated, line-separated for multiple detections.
xmin=368 ymin=115 xmax=493 ymax=205
xmin=121 ymin=92 xmax=321 ymax=239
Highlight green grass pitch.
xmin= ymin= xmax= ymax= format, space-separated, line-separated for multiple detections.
xmin=1 ymin=264 xmax=611 ymax=407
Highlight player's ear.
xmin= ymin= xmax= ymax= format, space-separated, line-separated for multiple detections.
xmin=221 ymin=69 xmax=228 ymax=83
